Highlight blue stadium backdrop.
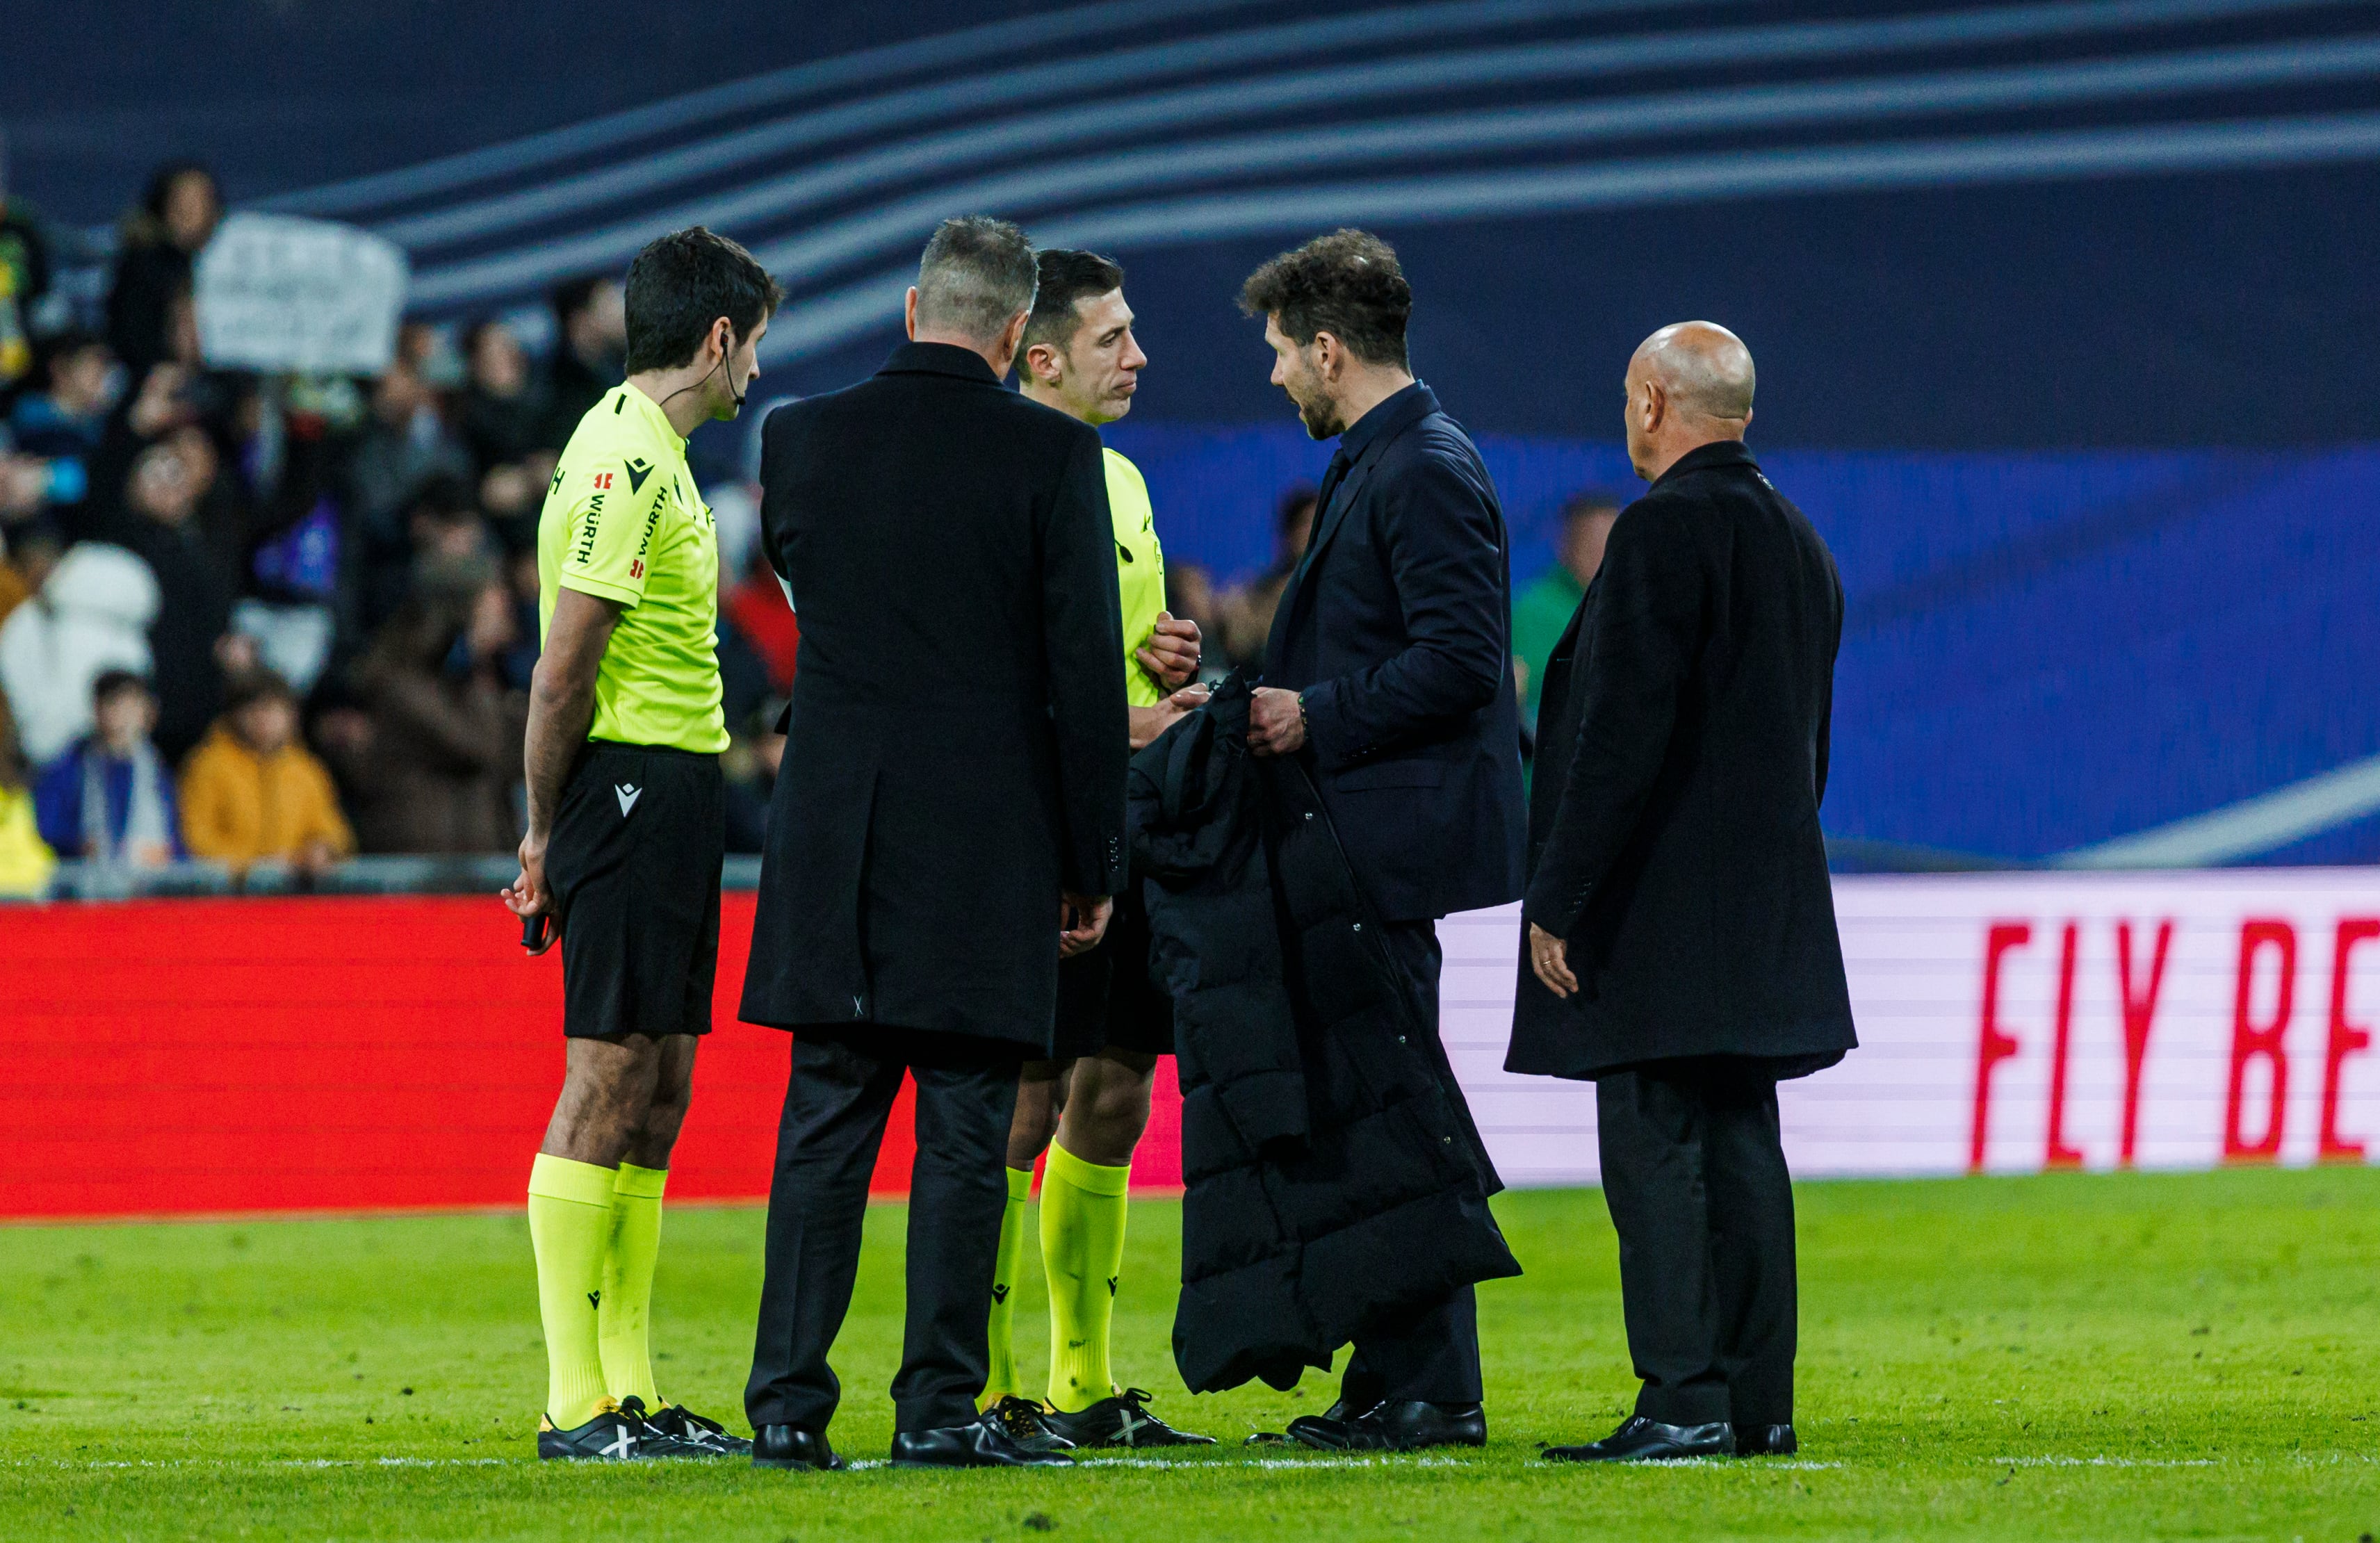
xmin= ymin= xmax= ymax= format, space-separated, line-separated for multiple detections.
xmin=12 ymin=0 xmax=2379 ymax=864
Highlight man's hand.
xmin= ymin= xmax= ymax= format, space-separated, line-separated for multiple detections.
xmin=1060 ymin=892 xmax=1114 ymax=958
xmin=1528 ymin=922 xmax=1579 ymax=999
xmin=1247 ymin=685 xmax=1307 ymax=757
xmin=503 ymin=828 xmax=554 ymax=924
xmin=1135 ymin=611 xmax=1202 ymax=691
xmin=1128 ymin=682 xmax=1211 ymax=751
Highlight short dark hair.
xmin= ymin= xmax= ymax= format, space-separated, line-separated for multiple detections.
xmin=226 ymin=669 xmax=297 ymax=715
xmin=914 ymin=216 xmax=1038 ymax=343
xmin=92 ymin=669 xmax=151 ymax=708
xmin=1020 ymin=249 xmax=1125 ymax=355
xmin=622 ymin=227 xmax=783 ymax=375
xmin=1239 ymin=229 xmax=1411 ymax=370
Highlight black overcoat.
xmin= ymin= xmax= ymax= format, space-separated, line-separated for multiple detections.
xmin=739 ymin=343 xmax=1129 ymax=1050
xmin=1132 ymin=676 xmax=1519 ymax=1394
xmin=1508 ymin=441 xmax=1857 ymax=1079
xmin=1261 ymin=383 xmax=1526 ymax=924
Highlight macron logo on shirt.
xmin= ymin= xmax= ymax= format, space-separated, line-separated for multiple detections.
xmin=615 ymin=784 xmax=642 ymax=817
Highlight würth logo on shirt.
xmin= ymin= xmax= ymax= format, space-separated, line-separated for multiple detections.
xmin=628 ymin=560 xmax=644 ymax=579
xmin=592 ymin=471 xmax=614 ymax=490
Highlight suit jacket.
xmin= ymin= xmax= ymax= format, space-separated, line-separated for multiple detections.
xmin=1508 ymin=441 xmax=1857 ymax=1079
xmin=738 ymin=342 xmax=1129 ymax=1051
xmin=1262 ymin=383 xmax=1525 ymax=923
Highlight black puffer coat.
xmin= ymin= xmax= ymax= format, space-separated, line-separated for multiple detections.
xmin=1130 ymin=675 xmax=1520 ymax=1394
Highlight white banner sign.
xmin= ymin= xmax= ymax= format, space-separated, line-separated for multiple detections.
xmin=195 ymin=212 xmax=408 ymax=375
xmin=1440 ymin=870 xmax=2380 ymax=1184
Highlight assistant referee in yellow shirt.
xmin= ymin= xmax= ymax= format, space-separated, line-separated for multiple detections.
xmin=500 ymin=227 xmax=780 ymax=1462
xmin=979 ymin=249 xmax=1214 ymax=1451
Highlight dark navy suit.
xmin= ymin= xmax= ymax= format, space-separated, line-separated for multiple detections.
xmin=1262 ymin=380 xmax=1525 ymax=1408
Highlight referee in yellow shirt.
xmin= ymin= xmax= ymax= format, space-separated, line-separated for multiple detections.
xmin=981 ymin=250 xmax=1215 ymax=1450
xmin=500 ymin=227 xmax=780 ymax=1461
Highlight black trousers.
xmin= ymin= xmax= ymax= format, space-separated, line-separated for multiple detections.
xmin=744 ymin=1027 xmax=1022 ymax=1435
xmin=1333 ymin=920 xmax=1485 ymax=1410
xmin=1595 ymin=1056 xmax=1797 ymax=1429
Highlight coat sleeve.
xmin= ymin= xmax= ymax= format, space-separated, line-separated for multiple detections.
xmin=1522 ymin=500 xmax=1705 ymax=938
xmin=1816 ymin=556 xmax=1842 ymax=807
xmin=1040 ymin=427 xmax=1131 ymax=896
xmin=1298 ymin=449 xmax=1508 ymax=769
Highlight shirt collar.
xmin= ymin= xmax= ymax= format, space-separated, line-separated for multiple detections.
xmin=1336 ymin=379 xmax=1435 ymax=463
xmin=619 ymin=382 xmax=689 ymax=456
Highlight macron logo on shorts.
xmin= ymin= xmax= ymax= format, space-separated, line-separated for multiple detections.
xmin=615 ymin=783 xmax=642 ymax=817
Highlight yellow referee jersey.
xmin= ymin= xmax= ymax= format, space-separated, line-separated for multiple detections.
xmin=536 ymin=384 xmax=728 ymax=754
xmin=1105 ymin=447 xmax=1168 ymax=708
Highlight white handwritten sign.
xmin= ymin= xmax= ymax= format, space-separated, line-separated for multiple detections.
xmin=195 ymin=212 xmax=408 ymax=375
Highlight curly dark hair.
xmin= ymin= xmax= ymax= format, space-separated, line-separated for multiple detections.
xmin=623 ymin=227 xmax=784 ymax=375
xmin=1238 ymin=229 xmax=1410 ymax=370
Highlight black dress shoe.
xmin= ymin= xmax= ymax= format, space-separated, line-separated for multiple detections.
xmin=1542 ymin=1415 xmax=1734 ymax=1463
xmin=752 ymin=1423 xmax=845 ymax=1471
xmin=1287 ymin=1400 xmax=1485 ymax=1452
xmin=1736 ymin=1423 xmax=1797 ymax=1457
xmin=890 ymin=1410 xmax=1074 ymax=1468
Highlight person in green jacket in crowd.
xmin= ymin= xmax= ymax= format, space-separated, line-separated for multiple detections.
xmin=1512 ymin=491 xmax=1623 ymax=728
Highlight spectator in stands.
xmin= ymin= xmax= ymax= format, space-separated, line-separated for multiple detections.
xmin=348 ymin=357 xmax=473 ymax=578
xmin=1212 ymin=485 xmax=1316 ymax=669
xmin=539 ymin=275 xmax=626 ymax=448
xmin=8 ymin=331 xmax=117 ymax=534
xmin=0 ymin=691 xmax=54 ymax=897
xmin=0 ymin=539 xmax=156 ymax=765
xmin=722 ymin=546 xmax=799 ymax=698
xmin=460 ymin=318 xmax=548 ymax=470
xmin=340 ymin=564 xmax=526 ymax=854
xmin=102 ymin=429 xmax=245 ymax=762
xmin=0 ymin=134 xmax=53 ymax=396
xmin=1512 ymin=491 xmax=1622 ymax=722
xmin=179 ymin=669 xmax=352 ymax=876
xmin=106 ymin=162 xmax=221 ymax=375
xmin=33 ymin=669 xmax=181 ymax=869
xmin=0 ymin=523 xmax=47 ymax=628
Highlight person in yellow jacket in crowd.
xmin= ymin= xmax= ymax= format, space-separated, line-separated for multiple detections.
xmin=179 ymin=670 xmax=353 ymax=877
xmin=0 ymin=692 xmax=56 ymax=897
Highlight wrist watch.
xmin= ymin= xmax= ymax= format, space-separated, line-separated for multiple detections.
xmin=1295 ymin=692 xmax=1309 ymax=735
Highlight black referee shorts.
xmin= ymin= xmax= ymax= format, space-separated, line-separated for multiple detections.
xmin=1052 ymin=885 xmax=1174 ymax=1062
xmin=546 ymin=740 xmax=724 ymax=1041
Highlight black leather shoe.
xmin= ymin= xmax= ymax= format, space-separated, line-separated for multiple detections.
xmin=1736 ymin=1423 xmax=1797 ymax=1457
xmin=890 ymin=1411 xmax=1074 ymax=1467
xmin=751 ymin=1423 xmax=845 ymax=1471
xmin=1542 ymin=1415 xmax=1734 ymax=1462
xmin=1287 ymin=1401 xmax=1485 ymax=1452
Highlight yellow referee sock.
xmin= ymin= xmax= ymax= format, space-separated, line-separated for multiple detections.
xmin=1041 ymin=1141 xmax=1132 ymax=1414
xmin=599 ymin=1162 xmax=668 ymax=1410
xmin=982 ymin=1165 xmax=1035 ymax=1407
xmin=528 ymin=1153 xmax=617 ymax=1430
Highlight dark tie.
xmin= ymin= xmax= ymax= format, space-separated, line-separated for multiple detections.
xmin=1290 ymin=446 xmax=1354 ymax=589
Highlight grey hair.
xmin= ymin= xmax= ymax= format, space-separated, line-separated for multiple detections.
xmin=914 ymin=215 xmax=1038 ymax=343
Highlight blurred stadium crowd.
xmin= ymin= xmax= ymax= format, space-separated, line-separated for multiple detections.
xmin=0 ymin=159 xmax=1440 ymax=898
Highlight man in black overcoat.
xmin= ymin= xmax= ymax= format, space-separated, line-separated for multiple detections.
xmin=1515 ymin=322 xmax=1857 ymax=1463
xmin=1238 ymin=230 xmax=1526 ymax=1453
xmin=737 ymin=218 xmax=1129 ymax=1471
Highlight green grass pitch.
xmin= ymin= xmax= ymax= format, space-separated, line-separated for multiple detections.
xmin=3 ymin=1168 xmax=2376 ymax=1540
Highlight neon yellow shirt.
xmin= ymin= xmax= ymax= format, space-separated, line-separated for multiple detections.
xmin=537 ymin=384 xmax=727 ymax=754
xmin=1105 ymin=447 xmax=1168 ymax=708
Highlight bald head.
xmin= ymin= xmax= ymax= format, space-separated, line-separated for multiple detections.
xmin=1633 ymin=321 xmax=1755 ymax=423
xmin=1621 ymin=321 xmax=1757 ymax=482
